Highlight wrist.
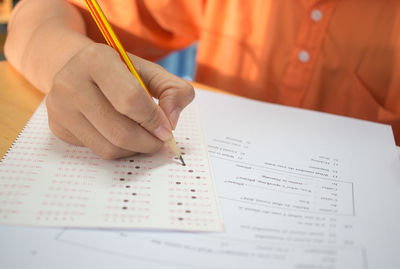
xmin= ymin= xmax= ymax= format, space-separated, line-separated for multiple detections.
xmin=4 ymin=0 xmax=93 ymax=94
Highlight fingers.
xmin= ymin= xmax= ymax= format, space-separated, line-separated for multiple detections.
xmin=47 ymin=119 xmax=83 ymax=146
xmin=47 ymin=97 xmax=136 ymax=160
xmin=47 ymin=43 xmax=195 ymax=160
xmin=75 ymin=80 xmax=163 ymax=153
xmin=158 ymin=83 xmax=195 ymax=130
xmin=68 ymin=113 xmax=135 ymax=160
xmin=127 ymin=53 xmax=195 ymax=129
xmin=86 ymin=44 xmax=174 ymax=141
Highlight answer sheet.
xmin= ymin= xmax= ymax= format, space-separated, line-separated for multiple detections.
xmin=0 ymin=103 xmax=223 ymax=231
xmin=1 ymin=89 xmax=400 ymax=269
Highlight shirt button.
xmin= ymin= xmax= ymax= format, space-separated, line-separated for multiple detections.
xmin=311 ymin=9 xmax=323 ymax=22
xmin=298 ymin=50 xmax=310 ymax=63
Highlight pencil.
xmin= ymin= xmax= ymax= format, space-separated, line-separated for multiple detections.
xmin=83 ymin=0 xmax=185 ymax=166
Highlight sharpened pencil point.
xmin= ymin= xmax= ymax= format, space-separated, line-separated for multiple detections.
xmin=179 ymin=155 xmax=186 ymax=166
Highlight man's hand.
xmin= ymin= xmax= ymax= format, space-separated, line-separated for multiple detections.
xmin=46 ymin=43 xmax=194 ymax=159
xmin=4 ymin=0 xmax=194 ymax=159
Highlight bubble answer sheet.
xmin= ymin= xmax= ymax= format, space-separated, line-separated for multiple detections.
xmin=1 ymin=89 xmax=400 ymax=269
xmin=0 ymin=102 xmax=224 ymax=231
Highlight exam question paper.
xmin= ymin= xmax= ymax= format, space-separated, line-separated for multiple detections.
xmin=1 ymin=89 xmax=400 ymax=269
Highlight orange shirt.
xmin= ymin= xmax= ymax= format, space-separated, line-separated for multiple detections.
xmin=69 ymin=0 xmax=400 ymax=145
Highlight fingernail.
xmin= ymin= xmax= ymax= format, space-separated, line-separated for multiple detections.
xmin=154 ymin=125 xmax=173 ymax=141
xmin=169 ymin=108 xmax=182 ymax=130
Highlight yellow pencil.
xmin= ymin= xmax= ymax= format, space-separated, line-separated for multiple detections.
xmin=83 ymin=0 xmax=185 ymax=166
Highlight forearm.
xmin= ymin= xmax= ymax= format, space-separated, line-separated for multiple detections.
xmin=4 ymin=0 xmax=92 ymax=94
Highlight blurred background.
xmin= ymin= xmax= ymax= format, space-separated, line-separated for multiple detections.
xmin=0 ymin=0 xmax=13 ymax=61
xmin=0 ymin=0 xmax=197 ymax=80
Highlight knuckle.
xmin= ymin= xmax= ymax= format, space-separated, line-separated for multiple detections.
xmin=46 ymin=90 xmax=75 ymax=122
xmin=83 ymin=43 xmax=118 ymax=69
xmin=46 ymin=93 xmax=62 ymax=118
xmin=82 ymin=44 xmax=101 ymax=67
xmin=137 ymin=56 xmax=163 ymax=74
xmin=82 ymin=43 xmax=105 ymax=59
xmin=108 ymin=126 xmax=131 ymax=149
xmin=47 ymin=120 xmax=79 ymax=146
xmin=98 ymin=144 xmax=122 ymax=160
xmin=167 ymin=79 xmax=195 ymax=106
xmin=115 ymin=89 xmax=142 ymax=115
xmin=140 ymin=104 xmax=161 ymax=130
xmin=182 ymin=82 xmax=195 ymax=103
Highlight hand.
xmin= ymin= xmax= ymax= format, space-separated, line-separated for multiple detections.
xmin=46 ymin=43 xmax=194 ymax=159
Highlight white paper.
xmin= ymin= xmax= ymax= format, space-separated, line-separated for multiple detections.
xmin=0 ymin=102 xmax=223 ymax=231
xmin=1 ymin=89 xmax=399 ymax=269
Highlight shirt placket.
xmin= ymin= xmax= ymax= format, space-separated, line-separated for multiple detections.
xmin=279 ymin=0 xmax=338 ymax=107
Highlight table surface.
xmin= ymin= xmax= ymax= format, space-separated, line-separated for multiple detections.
xmin=0 ymin=61 xmax=226 ymax=158
xmin=0 ymin=61 xmax=44 ymax=158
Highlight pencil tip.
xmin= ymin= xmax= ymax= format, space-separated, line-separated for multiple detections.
xmin=179 ymin=155 xmax=186 ymax=166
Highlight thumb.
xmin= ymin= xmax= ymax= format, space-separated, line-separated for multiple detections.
xmin=158 ymin=83 xmax=195 ymax=130
xmin=127 ymin=53 xmax=195 ymax=130
xmin=125 ymin=54 xmax=194 ymax=130
xmin=121 ymin=80 xmax=174 ymax=141
xmin=86 ymin=47 xmax=174 ymax=142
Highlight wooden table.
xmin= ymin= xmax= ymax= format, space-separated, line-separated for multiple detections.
xmin=0 ymin=61 xmax=44 ymax=157
xmin=0 ymin=60 xmax=226 ymax=158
